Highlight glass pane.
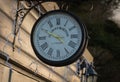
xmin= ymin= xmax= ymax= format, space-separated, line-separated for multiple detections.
xmin=81 ymin=75 xmax=87 ymax=82
xmin=94 ymin=76 xmax=97 ymax=82
xmin=87 ymin=76 xmax=97 ymax=82
xmin=87 ymin=76 xmax=93 ymax=82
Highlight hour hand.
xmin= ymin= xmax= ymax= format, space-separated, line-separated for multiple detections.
xmin=48 ymin=32 xmax=64 ymax=43
xmin=41 ymin=28 xmax=64 ymax=43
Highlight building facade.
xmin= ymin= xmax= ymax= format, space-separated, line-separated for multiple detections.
xmin=0 ymin=0 xmax=94 ymax=82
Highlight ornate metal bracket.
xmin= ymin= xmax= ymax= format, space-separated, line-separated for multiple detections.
xmin=76 ymin=56 xmax=97 ymax=81
xmin=12 ymin=0 xmax=70 ymax=51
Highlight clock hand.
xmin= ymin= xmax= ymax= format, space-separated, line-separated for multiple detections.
xmin=47 ymin=32 xmax=64 ymax=43
xmin=56 ymin=36 xmax=64 ymax=43
xmin=42 ymin=28 xmax=64 ymax=43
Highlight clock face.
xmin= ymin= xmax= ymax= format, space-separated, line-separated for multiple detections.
xmin=31 ymin=10 xmax=88 ymax=66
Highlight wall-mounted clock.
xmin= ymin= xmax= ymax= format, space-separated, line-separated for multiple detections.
xmin=31 ymin=10 xmax=88 ymax=66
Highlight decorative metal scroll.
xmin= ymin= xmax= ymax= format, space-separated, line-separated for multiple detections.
xmin=12 ymin=0 xmax=70 ymax=51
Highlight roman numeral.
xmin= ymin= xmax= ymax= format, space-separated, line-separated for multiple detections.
xmin=71 ymin=34 xmax=78 ymax=38
xmin=39 ymin=36 xmax=46 ymax=40
xmin=64 ymin=48 xmax=69 ymax=54
xmin=69 ymin=26 xmax=76 ymax=31
xmin=68 ymin=41 xmax=76 ymax=48
xmin=47 ymin=48 xmax=53 ymax=56
xmin=56 ymin=18 xmax=60 ymax=25
xmin=41 ymin=42 xmax=48 ymax=50
xmin=64 ymin=20 xmax=68 ymax=26
xmin=48 ymin=20 xmax=53 ymax=28
xmin=56 ymin=50 xmax=60 ymax=57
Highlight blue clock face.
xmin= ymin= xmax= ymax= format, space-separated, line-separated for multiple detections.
xmin=31 ymin=10 xmax=87 ymax=66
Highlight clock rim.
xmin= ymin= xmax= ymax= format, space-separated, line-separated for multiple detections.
xmin=31 ymin=10 xmax=88 ymax=66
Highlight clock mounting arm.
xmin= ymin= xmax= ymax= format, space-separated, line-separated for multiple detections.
xmin=11 ymin=0 xmax=71 ymax=51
